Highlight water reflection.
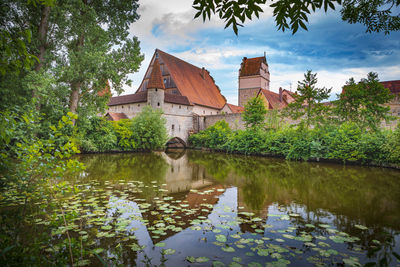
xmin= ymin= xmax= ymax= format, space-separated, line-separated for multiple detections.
xmin=74 ymin=150 xmax=400 ymax=266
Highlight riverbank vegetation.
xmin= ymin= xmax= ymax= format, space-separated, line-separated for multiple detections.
xmin=189 ymin=72 xmax=400 ymax=167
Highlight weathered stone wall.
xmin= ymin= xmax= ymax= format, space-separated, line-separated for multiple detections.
xmin=192 ymin=105 xmax=221 ymax=116
xmin=238 ymin=88 xmax=260 ymax=107
xmin=147 ymin=88 xmax=165 ymax=110
xmin=202 ymin=113 xmax=246 ymax=131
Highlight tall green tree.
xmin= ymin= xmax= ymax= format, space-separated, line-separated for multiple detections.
xmin=192 ymin=0 xmax=400 ymax=35
xmin=286 ymin=70 xmax=331 ymax=128
xmin=335 ymin=72 xmax=394 ymax=130
xmin=243 ymin=96 xmax=267 ymax=129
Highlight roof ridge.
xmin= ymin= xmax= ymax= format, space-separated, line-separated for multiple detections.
xmin=157 ymin=49 xmax=204 ymax=72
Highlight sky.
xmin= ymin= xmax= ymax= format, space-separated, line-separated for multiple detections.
xmin=123 ymin=0 xmax=400 ymax=105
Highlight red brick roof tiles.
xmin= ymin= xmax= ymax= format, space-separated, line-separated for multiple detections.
xmin=164 ymin=93 xmax=192 ymax=106
xmin=106 ymin=112 xmax=128 ymax=121
xmin=381 ymin=80 xmax=400 ymax=94
xmin=239 ymin=57 xmax=266 ymax=77
xmin=258 ymin=89 xmax=287 ymax=109
xmin=157 ymin=49 xmax=226 ymax=109
xmin=227 ymin=103 xmax=245 ymax=113
xmin=108 ymin=91 xmax=147 ymax=106
xmin=147 ymin=59 xmax=165 ymax=89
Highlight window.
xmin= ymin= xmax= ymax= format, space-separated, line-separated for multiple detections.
xmin=157 ymin=102 xmax=160 ymax=106
xmin=179 ymin=105 xmax=181 ymax=109
xmin=172 ymin=124 xmax=175 ymax=130
xmin=203 ymin=110 xmax=205 ymax=114
xmin=155 ymin=88 xmax=158 ymax=91
xmin=179 ymin=125 xmax=181 ymax=131
xmin=138 ymin=104 xmax=140 ymax=107
xmin=163 ymin=78 xmax=167 ymax=84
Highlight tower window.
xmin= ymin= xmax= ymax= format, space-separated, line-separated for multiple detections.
xmin=172 ymin=124 xmax=175 ymax=130
xmin=179 ymin=105 xmax=181 ymax=109
xmin=163 ymin=78 xmax=167 ymax=84
xmin=155 ymin=88 xmax=158 ymax=92
xmin=157 ymin=102 xmax=160 ymax=106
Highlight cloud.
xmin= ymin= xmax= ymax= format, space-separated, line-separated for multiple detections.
xmin=121 ymin=0 xmax=400 ymax=105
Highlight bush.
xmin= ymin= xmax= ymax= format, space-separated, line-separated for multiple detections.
xmin=112 ymin=119 xmax=135 ymax=150
xmin=77 ymin=117 xmax=117 ymax=152
xmin=189 ymin=120 xmax=231 ymax=149
xmin=224 ymin=128 xmax=266 ymax=154
xmin=326 ymin=122 xmax=364 ymax=162
xmin=131 ymin=106 xmax=168 ymax=150
xmin=385 ymin=124 xmax=400 ymax=164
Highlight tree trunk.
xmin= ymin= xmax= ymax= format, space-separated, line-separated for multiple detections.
xmin=33 ymin=5 xmax=51 ymax=110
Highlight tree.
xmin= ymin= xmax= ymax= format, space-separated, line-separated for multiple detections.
xmin=243 ymin=96 xmax=267 ymax=129
xmin=192 ymin=0 xmax=400 ymax=35
xmin=335 ymin=72 xmax=394 ymax=131
xmin=286 ymin=70 xmax=331 ymax=128
xmin=131 ymin=106 xmax=168 ymax=150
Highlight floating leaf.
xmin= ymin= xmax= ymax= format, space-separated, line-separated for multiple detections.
xmin=354 ymin=224 xmax=368 ymax=230
xmin=216 ymin=234 xmax=227 ymax=242
xmin=212 ymin=261 xmax=226 ymax=267
xmin=155 ymin=242 xmax=166 ymax=247
xmin=196 ymin=257 xmax=210 ymax=263
xmin=162 ymin=248 xmax=176 ymax=255
xmin=186 ymin=256 xmax=196 ymax=263
xmin=222 ymin=246 xmax=235 ymax=252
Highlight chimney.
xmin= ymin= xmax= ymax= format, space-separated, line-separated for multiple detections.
xmin=279 ymin=87 xmax=283 ymax=102
xmin=201 ymin=67 xmax=205 ymax=79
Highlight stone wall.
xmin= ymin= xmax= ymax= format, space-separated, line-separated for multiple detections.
xmin=202 ymin=113 xmax=246 ymax=131
xmin=238 ymin=88 xmax=261 ymax=108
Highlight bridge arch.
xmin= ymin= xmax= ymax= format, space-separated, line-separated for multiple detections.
xmin=166 ymin=137 xmax=187 ymax=149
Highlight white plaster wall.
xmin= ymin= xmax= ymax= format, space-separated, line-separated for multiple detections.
xmin=163 ymin=102 xmax=193 ymax=116
xmin=220 ymin=104 xmax=233 ymax=114
xmin=164 ymin=114 xmax=194 ymax=142
xmin=192 ymin=105 xmax=221 ymax=116
xmin=107 ymin=102 xmax=146 ymax=118
xmin=147 ymin=88 xmax=165 ymax=110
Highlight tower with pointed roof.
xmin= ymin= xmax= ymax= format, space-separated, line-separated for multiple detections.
xmin=147 ymin=58 xmax=165 ymax=110
xmin=238 ymin=56 xmax=270 ymax=107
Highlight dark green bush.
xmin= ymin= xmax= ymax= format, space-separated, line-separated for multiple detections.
xmin=224 ymin=128 xmax=266 ymax=154
xmin=112 ymin=119 xmax=135 ymax=150
xmin=189 ymin=120 xmax=231 ymax=149
xmin=130 ymin=106 xmax=168 ymax=150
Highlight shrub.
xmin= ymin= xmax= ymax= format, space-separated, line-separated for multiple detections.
xmin=326 ymin=122 xmax=364 ymax=162
xmin=112 ymin=119 xmax=135 ymax=150
xmin=131 ymin=106 xmax=168 ymax=150
xmin=224 ymin=128 xmax=266 ymax=154
xmin=385 ymin=124 xmax=400 ymax=164
xmin=77 ymin=117 xmax=117 ymax=152
xmin=189 ymin=120 xmax=231 ymax=149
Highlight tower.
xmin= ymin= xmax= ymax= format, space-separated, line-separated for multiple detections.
xmin=147 ymin=58 xmax=165 ymax=109
xmin=238 ymin=55 xmax=270 ymax=107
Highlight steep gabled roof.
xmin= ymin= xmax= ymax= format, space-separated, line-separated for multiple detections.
xmin=258 ymin=89 xmax=287 ymax=109
xmin=164 ymin=93 xmax=192 ymax=106
xmin=147 ymin=59 xmax=165 ymax=89
xmin=157 ymin=49 xmax=226 ymax=109
xmin=106 ymin=112 xmax=128 ymax=121
xmin=226 ymin=103 xmax=245 ymax=113
xmin=381 ymin=80 xmax=400 ymax=94
xmin=239 ymin=56 xmax=267 ymax=77
xmin=108 ymin=91 xmax=147 ymax=106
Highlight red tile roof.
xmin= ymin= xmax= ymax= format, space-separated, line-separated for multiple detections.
xmin=227 ymin=103 xmax=245 ymax=113
xmin=381 ymin=80 xmax=400 ymax=94
xmin=147 ymin=59 xmax=165 ymax=89
xmin=157 ymin=50 xmax=226 ymax=109
xmin=258 ymin=89 xmax=287 ymax=109
xmin=106 ymin=112 xmax=128 ymax=121
xmin=164 ymin=93 xmax=192 ymax=106
xmin=239 ymin=56 xmax=267 ymax=77
xmin=108 ymin=91 xmax=147 ymax=106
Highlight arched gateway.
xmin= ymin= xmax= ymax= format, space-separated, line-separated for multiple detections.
xmin=166 ymin=137 xmax=186 ymax=149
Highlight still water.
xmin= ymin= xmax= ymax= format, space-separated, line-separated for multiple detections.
xmin=67 ymin=150 xmax=400 ymax=266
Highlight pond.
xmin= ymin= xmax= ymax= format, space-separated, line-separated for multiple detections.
xmin=3 ymin=150 xmax=400 ymax=266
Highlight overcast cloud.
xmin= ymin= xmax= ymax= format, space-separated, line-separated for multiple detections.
xmin=123 ymin=0 xmax=400 ymax=104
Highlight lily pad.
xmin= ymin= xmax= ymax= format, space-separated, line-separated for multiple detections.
xmin=354 ymin=224 xmax=368 ymax=230
xmin=161 ymin=248 xmax=176 ymax=255
xmin=216 ymin=234 xmax=227 ymax=242
xmin=196 ymin=257 xmax=210 ymax=263
xmin=155 ymin=242 xmax=166 ymax=247
xmin=222 ymin=246 xmax=235 ymax=252
xmin=212 ymin=261 xmax=226 ymax=267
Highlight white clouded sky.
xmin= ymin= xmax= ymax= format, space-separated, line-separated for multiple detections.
xmin=122 ymin=0 xmax=400 ymax=104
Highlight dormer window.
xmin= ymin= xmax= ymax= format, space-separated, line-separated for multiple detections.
xmin=163 ymin=78 xmax=167 ymax=84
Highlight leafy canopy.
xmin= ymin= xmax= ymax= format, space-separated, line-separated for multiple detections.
xmin=286 ymin=70 xmax=331 ymax=129
xmin=192 ymin=0 xmax=400 ymax=35
xmin=335 ymin=72 xmax=394 ymax=131
xmin=243 ymin=96 xmax=267 ymax=129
